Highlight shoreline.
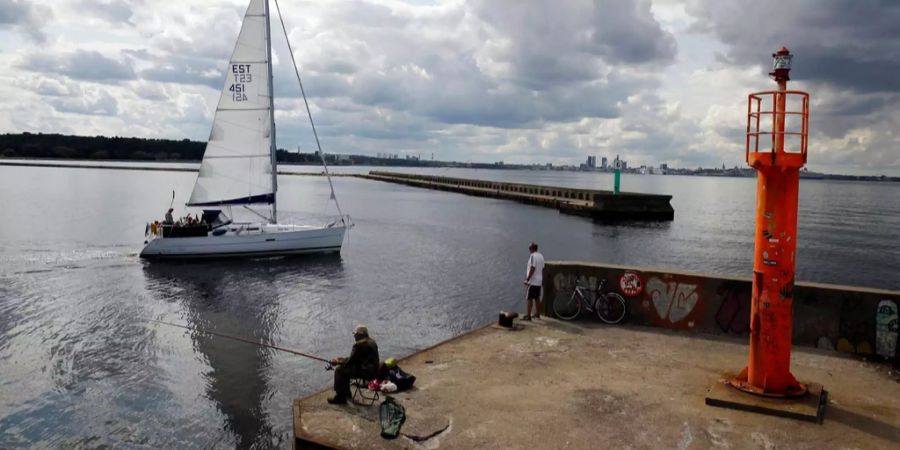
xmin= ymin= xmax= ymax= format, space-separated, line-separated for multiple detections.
xmin=1 ymin=157 xmax=897 ymax=182
xmin=0 ymin=159 xmax=355 ymax=176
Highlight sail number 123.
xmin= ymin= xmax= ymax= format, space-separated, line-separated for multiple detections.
xmin=230 ymin=64 xmax=252 ymax=101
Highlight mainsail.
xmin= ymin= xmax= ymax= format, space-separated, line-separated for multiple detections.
xmin=188 ymin=0 xmax=276 ymax=207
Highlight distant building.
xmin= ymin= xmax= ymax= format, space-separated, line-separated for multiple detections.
xmin=601 ymin=157 xmax=608 ymax=169
xmin=586 ymin=155 xmax=596 ymax=169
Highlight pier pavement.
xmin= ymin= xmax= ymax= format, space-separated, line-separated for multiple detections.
xmin=293 ymin=320 xmax=899 ymax=449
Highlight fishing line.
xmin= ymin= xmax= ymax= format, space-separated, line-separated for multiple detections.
xmin=150 ymin=318 xmax=331 ymax=363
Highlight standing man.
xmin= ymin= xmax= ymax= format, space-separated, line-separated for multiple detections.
xmin=523 ymin=242 xmax=545 ymax=321
xmin=164 ymin=208 xmax=174 ymax=225
xmin=328 ymin=325 xmax=380 ymax=405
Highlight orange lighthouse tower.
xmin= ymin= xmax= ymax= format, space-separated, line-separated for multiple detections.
xmin=730 ymin=47 xmax=810 ymax=397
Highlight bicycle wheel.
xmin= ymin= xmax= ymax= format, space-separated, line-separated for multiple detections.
xmin=553 ymin=290 xmax=582 ymax=320
xmin=595 ymin=292 xmax=626 ymax=324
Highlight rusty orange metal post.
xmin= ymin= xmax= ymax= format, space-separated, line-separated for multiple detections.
xmin=730 ymin=47 xmax=810 ymax=397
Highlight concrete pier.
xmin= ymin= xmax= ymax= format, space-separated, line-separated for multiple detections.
xmin=293 ymin=320 xmax=900 ymax=449
xmin=361 ymin=171 xmax=674 ymax=221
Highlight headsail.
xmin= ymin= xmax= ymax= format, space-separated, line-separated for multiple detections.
xmin=188 ymin=0 xmax=275 ymax=207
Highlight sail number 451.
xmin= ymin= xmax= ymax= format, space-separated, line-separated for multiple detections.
xmin=230 ymin=64 xmax=252 ymax=101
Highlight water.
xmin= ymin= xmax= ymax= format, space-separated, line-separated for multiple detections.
xmin=0 ymin=163 xmax=898 ymax=448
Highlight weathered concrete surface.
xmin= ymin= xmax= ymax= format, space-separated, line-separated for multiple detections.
xmin=294 ymin=321 xmax=900 ymax=449
xmin=361 ymin=171 xmax=674 ymax=221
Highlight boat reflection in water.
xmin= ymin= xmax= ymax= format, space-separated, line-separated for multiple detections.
xmin=142 ymin=255 xmax=342 ymax=448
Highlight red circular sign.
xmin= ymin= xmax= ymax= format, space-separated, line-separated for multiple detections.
xmin=619 ymin=271 xmax=643 ymax=297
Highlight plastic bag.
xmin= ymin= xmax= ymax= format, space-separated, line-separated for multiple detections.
xmin=381 ymin=381 xmax=398 ymax=393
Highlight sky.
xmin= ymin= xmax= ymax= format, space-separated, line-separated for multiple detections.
xmin=0 ymin=0 xmax=898 ymax=175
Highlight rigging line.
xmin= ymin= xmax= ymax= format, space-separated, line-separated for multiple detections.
xmin=273 ymin=0 xmax=345 ymax=222
xmin=150 ymin=318 xmax=330 ymax=363
xmin=242 ymin=205 xmax=271 ymax=222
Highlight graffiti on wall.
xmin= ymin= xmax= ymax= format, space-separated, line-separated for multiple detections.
xmin=548 ymin=264 xmax=897 ymax=362
xmin=642 ymin=276 xmax=701 ymax=328
xmin=714 ymin=281 xmax=751 ymax=334
xmin=875 ymin=299 xmax=898 ymax=359
xmin=552 ymin=272 xmax=599 ymax=306
xmin=619 ymin=271 xmax=643 ymax=297
xmin=839 ymin=295 xmax=875 ymax=354
xmin=822 ymin=295 xmax=874 ymax=354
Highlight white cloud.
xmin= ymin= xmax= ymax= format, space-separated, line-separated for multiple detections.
xmin=48 ymin=87 xmax=119 ymax=116
xmin=0 ymin=0 xmax=51 ymax=41
xmin=0 ymin=0 xmax=895 ymax=175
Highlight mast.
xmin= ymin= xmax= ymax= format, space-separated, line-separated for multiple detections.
xmin=264 ymin=0 xmax=278 ymax=223
xmin=272 ymin=0 xmax=346 ymax=223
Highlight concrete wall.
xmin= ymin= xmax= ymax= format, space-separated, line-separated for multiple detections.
xmin=366 ymin=171 xmax=674 ymax=220
xmin=544 ymin=261 xmax=900 ymax=363
xmin=368 ymin=171 xmax=607 ymax=202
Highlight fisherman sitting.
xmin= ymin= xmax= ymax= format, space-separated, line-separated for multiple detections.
xmin=328 ymin=325 xmax=379 ymax=405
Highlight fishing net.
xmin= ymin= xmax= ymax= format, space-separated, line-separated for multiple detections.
xmin=379 ymin=396 xmax=406 ymax=439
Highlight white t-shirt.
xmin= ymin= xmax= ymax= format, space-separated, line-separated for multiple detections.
xmin=525 ymin=252 xmax=544 ymax=286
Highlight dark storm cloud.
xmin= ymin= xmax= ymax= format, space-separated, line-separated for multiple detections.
xmin=0 ymin=0 xmax=31 ymax=24
xmin=687 ymin=0 xmax=900 ymax=173
xmin=23 ymin=50 xmax=136 ymax=82
xmin=285 ymin=0 xmax=671 ymax=131
xmin=688 ymin=0 xmax=900 ymax=93
xmin=473 ymin=0 xmax=675 ymax=90
xmin=0 ymin=0 xmax=50 ymax=41
xmin=587 ymin=0 xmax=678 ymax=64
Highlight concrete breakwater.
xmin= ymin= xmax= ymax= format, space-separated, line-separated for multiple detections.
xmin=361 ymin=171 xmax=675 ymax=221
xmin=544 ymin=261 xmax=900 ymax=363
xmin=294 ymin=324 xmax=900 ymax=449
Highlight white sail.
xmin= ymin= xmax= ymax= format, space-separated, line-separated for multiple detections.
xmin=188 ymin=0 xmax=275 ymax=206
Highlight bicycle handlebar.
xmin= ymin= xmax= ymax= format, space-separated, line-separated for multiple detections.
xmin=573 ymin=278 xmax=607 ymax=292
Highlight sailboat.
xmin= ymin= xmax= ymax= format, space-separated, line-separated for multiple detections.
xmin=140 ymin=0 xmax=349 ymax=259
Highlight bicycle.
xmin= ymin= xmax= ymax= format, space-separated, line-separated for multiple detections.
xmin=552 ymin=278 xmax=627 ymax=324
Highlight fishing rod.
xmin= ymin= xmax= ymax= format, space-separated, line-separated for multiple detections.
xmin=151 ymin=319 xmax=331 ymax=364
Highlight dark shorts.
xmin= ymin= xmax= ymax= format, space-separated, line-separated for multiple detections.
xmin=527 ymin=285 xmax=542 ymax=300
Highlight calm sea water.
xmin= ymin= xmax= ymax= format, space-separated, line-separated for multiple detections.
xmin=0 ymin=162 xmax=898 ymax=448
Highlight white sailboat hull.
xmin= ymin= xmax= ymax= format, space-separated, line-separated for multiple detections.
xmin=140 ymin=224 xmax=346 ymax=259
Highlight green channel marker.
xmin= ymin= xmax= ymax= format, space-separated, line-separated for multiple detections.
xmin=614 ymin=168 xmax=621 ymax=194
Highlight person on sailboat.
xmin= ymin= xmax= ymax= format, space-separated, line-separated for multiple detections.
xmin=328 ymin=325 xmax=379 ymax=405
xmin=164 ymin=208 xmax=174 ymax=225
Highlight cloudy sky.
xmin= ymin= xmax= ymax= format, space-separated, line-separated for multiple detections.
xmin=1 ymin=0 xmax=898 ymax=175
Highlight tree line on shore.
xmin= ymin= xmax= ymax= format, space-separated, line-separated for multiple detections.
xmin=0 ymin=132 xmax=499 ymax=167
